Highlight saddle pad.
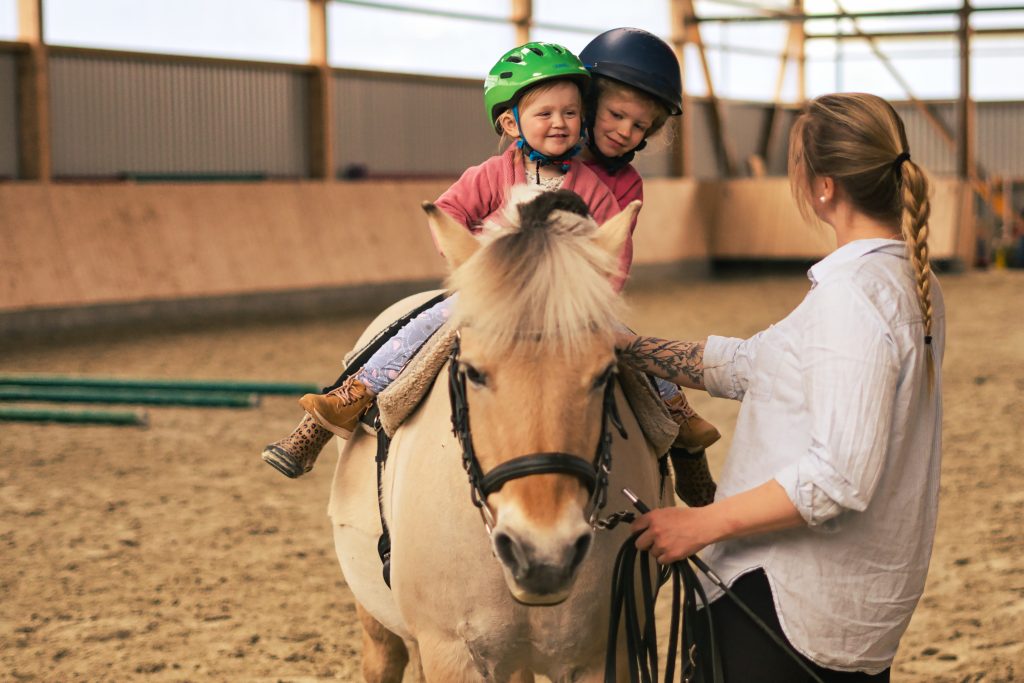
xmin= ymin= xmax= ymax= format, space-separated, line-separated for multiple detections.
xmin=376 ymin=325 xmax=679 ymax=457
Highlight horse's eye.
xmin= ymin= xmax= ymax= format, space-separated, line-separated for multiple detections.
xmin=592 ymin=364 xmax=616 ymax=391
xmin=463 ymin=364 xmax=488 ymax=388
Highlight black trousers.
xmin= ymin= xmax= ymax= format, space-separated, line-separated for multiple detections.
xmin=694 ymin=569 xmax=891 ymax=683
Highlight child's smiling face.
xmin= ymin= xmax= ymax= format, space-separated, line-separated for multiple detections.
xmin=512 ymin=80 xmax=583 ymax=158
xmin=590 ymin=91 xmax=658 ymax=159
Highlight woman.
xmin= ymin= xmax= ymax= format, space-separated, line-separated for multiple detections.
xmin=617 ymin=93 xmax=945 ymax=681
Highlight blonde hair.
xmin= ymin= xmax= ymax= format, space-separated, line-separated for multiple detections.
xmin=789 ymin=93 xmax=935 ymax=387
xmin=590 ymin=75 xmax=671 ymax=138
xmin=495 ymin=77 xmax=586 ymax=149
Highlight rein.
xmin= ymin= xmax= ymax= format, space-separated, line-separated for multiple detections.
xmin=447 ymin=334 xmax=627 ymax=533
xmin=601 ymin=494 xmax=827 ymax=683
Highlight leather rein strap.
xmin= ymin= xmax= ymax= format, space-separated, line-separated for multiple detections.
xmin=447 ymin=334 xmax=627 ymax=531
xmin=605 ymin=529 xmax=724 ymax=683
xmin=602 ymin=507 xmax=827 ymax=683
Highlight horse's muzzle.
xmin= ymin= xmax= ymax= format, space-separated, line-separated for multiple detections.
xmin=493 ymin=527 xmax=593 ymax=604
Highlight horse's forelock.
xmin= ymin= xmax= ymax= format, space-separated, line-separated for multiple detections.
xmin=448 ymin=191 xmax=622 ymax=356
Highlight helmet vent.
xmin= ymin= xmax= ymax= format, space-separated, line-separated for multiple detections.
xmin=500 ymin=71 xmax=513 ymax=79
xmin=506 ymin=55 xmax=523 ymax=63
xmin=528 ymin=46 xmax=543 ymax=56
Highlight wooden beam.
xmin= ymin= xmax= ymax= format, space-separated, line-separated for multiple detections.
xmin=956 ymin=0 xmax=974 ymax=181
xmin=680 ymin=0 xmax=738 ymax=177
xmin=697 ymin=4 xmax=1024 ymax=22
xmin=669 ymin=0 xmax=690 ymax=177
xmin=16 ymin=0 xmax=49 ymax=181
xmin=308 ymin=0 xmax=334 ymax=180
xmin=511 ymin=0 xmax=532 ymax=46
xmin=755 ymin=0 xmax=804 ymax=173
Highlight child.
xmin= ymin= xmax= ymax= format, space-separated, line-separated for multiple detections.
xmin=578 ymin=28 xmax=720 ymax=504
xmin=262 ymin=42 xmax=619 ymax=479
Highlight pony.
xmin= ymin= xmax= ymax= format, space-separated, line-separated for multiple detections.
xmin=328 ymin=189 xmax=671 ymax=682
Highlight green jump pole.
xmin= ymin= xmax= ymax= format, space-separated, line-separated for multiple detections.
xmin=0 ymin=375 xmax=318 ymax=396
xmin=0 ymin=385 xmax=259 ymax=408
xmin=0 ymin=407 xmax=148 ymax=426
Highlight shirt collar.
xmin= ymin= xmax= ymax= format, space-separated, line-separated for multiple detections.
xmin=808 ymin=238 xmax=905 ymax=286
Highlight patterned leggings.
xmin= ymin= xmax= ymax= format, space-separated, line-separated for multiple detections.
xmin=354 ymin=294 xmax=680 ymax=402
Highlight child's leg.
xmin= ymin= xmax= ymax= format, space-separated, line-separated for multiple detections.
xmin=355 ymin=297 xmax=454 ymax=395
xmin=300 ymin=297 xmax=454 ymax=433
xmin=262 ymin=296 xmax=454 ymax=479
xmin=652 ymin=376 xmax=719 ymax=507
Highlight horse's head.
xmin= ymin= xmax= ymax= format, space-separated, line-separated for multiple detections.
xmin=423 ymin=188 xmax=640 ymax=605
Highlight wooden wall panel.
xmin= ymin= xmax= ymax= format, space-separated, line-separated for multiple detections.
xmin=632 ymin=178 xmax=715 ymax=263
xmin=712 ymin=178 xmax=837 ymax=258
xmin=0 ymin=177 xmax=974 ymax=318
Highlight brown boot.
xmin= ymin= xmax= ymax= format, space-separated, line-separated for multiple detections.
xmin=261 ymin=413 xmax=334 ymax=479
xmin=664 ymin=391 xmax=721 ymax=450
xmin=299 ymin=375 xmax=375 ymax=439
xmin=669 ymin=447 xmax=717 ymax=507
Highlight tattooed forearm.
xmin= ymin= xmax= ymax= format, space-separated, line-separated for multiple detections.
xmin=618 ymin=336 xmax=706 ymax=390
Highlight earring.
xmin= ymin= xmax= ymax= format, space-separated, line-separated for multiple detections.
xmin=819 ymin=196 xmax=826 ymax=203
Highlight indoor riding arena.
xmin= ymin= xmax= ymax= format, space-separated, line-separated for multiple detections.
xmin=2 ymin=2 xmax=1022 ymax=682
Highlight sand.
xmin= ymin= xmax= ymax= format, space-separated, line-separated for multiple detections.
xmin=1 ymin=269 xmax=1021 ymax=682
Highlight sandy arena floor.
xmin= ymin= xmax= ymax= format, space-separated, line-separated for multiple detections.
xmin=1 ymin=269 xmax=1021 ymax=682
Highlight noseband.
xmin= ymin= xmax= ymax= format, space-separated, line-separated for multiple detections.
xmin=447 ymin=335 xmax=627 ymax=533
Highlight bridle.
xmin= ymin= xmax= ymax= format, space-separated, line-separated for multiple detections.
xmin=447 ymin=333 xmax=627 ymax=534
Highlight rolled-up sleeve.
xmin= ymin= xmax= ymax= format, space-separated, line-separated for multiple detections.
xmin=703 ymin=331 xmax=767 ymax=401
xmin=774 ymin=282 xmax=899 ymax=527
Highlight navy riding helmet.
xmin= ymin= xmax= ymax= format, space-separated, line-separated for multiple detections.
xmin=579 ymin=27 xmax=682 ymax=117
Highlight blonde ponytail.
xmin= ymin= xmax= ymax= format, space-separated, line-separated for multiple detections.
xmin=897 ymin=158 xmax=936 ymax=389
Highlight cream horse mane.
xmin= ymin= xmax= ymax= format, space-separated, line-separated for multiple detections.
xmin=446 ymin=185 xmax=627 ymax=357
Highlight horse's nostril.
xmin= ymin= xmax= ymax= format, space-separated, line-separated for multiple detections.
xmin=568 ymin=533 xmax=593 ymax=572
xmin=494 ymin=532 xmax=528 ymax=575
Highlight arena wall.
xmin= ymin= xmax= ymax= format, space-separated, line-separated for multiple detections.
xmin=0 ymin=176 xmax=972 ymax=336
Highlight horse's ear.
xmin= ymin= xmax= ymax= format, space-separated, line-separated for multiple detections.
xmin=422 ymin=202 xmax=480 ymax=270
xmin=595 ymin=200 xmax=641 ymax=259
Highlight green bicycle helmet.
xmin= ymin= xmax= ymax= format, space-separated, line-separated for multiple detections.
xmin=484 ymin=42 xmax=590 ymax=133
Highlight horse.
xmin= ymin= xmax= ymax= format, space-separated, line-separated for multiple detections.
xmin=327 ymin=189 xmax=672 ymax=682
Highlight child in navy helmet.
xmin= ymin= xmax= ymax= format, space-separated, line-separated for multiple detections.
xmin=579 ymin=28 xmax=720 ymax=505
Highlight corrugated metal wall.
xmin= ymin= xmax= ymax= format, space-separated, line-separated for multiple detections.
xmin=892 ymin=102 xmax=958 ymax=176
xmin=334 ymin=73 xmax=496 ymax=177
xmin=20 ymin=52 xmax=1024 ymax=181
xmin=49 ymin=53 xmax=309 ymax=178
xmin=0 ymin=52 xmax=18 ymax=179
xmin=975 ymin=102 xmax=1024 ymax=178
xmin=687 ymin=102 xmax=796 ymax=179
xmin=332 ymin=72 xmax=676 ymax=180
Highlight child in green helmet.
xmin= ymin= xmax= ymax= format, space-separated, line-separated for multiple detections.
xmin=262 ymin=42 xmax=621 ymax=480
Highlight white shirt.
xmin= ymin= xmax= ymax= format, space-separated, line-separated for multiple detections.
xmin=701 ymin=238 xmax=945 ymax=673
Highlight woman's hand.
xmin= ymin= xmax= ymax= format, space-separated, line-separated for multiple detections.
xmin=633 ymin=480 xmax=806 ymax=565
xmin=632 ymin=506 xmax=719 ymax=564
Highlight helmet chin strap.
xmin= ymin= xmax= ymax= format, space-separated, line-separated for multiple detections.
xmin=512 ymin=105 xmax=583 ymax=177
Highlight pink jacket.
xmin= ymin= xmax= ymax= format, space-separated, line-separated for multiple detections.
xmin=435 ymin=144 xmax=628 ymax=288
xmin=584 ymin=160 xmax=643 ymax=286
